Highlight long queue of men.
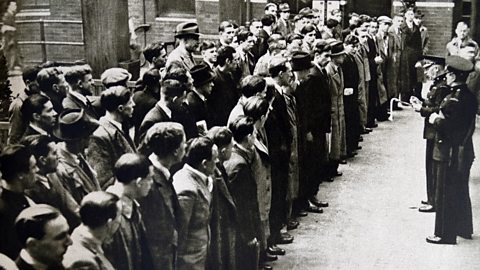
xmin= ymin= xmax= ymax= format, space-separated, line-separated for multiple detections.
xmin=1 ymin=2 xmax=479 ymax=270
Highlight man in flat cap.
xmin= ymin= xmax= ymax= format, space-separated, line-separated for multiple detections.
xmin=426 ymin=55 xmax=477 ymax=245
xmin=167 ymin=22 xmax=200 ymax=71
xmin=276 ymin=3 xmax=293 ymax=37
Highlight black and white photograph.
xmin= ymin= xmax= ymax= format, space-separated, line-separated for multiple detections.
xmin=0 ymin=0 xmax=479 ymax=269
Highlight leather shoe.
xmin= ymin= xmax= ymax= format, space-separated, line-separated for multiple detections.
xmin=339 ymin=159 xmax=347 ymax=164
xmin=421 ymin=200 xmax=429 ymax=205
xmin=296 ymin=210 xmax=308 ymax=217
xmin=335 ymin=171 xmax=343 ymax=177
xmin=287 ymin=219 xmax=299 ymax=230
xmin=306 ymin=205 xmax=323 ymax=214
xmin=267 ymin=245 xmax=286 ymax=256
xmin=325 ymin=177 xmax=334 ymax=182
xmin=264 ymin=253 xmax=278 ymax=261
xmin=458 ymin=233 xmax=473 ymax=240
xmin=356 ymin=146 xmax=362 ymax=150
xmin=276 ymin=233 xmax=294 ymax=244
xmin=309 ymin=197 xmax=329 ymax=207
xmin=358 ymin=137 xmax=364 ymax=142
xmin=426 ymin=235 xmax=456 ymax=245
xmin=366 ymin=123 xmax=378 ymax=128
xmin=418 ymin=205 xmax=435 ymax=213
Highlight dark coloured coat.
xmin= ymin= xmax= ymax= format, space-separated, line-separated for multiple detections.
xmin=139 ymin=165 xmax=180 ymax=270
xmin=132 ymin=90 xmax=158 ymax=144
xmin=419 ymin=80 xmax=450 ymax=140
xmin=325 ymin=62 xmax=346 ymax=160
xmin=186 ymin=91 xmax=208 ymax=124
xmin=386 ymin=27 xmax=403 ymax=99
xmin=342 ymin=54 xmax=361 ymax=152
xmin=87 ymin=117 xmax=136 ymax=190
xmin=0 ymin=189 xmax=33 ymax=260
xmin=62 ymin=92 xmax=100 ymax=120
xmin=208 ymin=164 xmax=237 ymax=270
xmin=399 ymin=22 xmax=422 ymax=96
xmin=207 ymin=67 xmax=240 ymax=128
xmin=17 ymin=256 xmax=65 ymax=270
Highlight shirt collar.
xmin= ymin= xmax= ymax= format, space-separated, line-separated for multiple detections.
xmin=157 ymin=100 xmax=172 ymax=118
xmin=70 ymin=90 xmax=88 ymax=105
xmin=20 ymin=249 xmax=48 ymax=270
xmin=149 ymin=154 xmax=171 ymax=180
xmin=35 ymin=174 xmax=51 ymax=189
xmin=29 ymin=124 xmax=49 ymax=136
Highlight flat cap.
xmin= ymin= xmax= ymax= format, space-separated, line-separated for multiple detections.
xmin=377 ymin=16 xmax=392 ymax=24
xmin=175 ymin=22 xmax=200 ymax=38
xmin=446 ymin=55 xmax=474 ymax=73
xmin=101 ymin=68 xmax=131 ymax=87
xmin=279 ymin=3 xmax=290 ymax=12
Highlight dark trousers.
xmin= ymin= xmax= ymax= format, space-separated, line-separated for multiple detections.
xmin=236 ymin=239 xmax=259 ymax=270
xmin=269 ymin=164 xmax=289 ymax=241
xmin=433 ymin=160 xmax=473 ymax=240
xmin=425 ymin=139 xmax=435 ymax=207
xmin=367 ymin=80 xmax=380 ymax=126
xmin=344 ymin=97 xmax=360 ymax=154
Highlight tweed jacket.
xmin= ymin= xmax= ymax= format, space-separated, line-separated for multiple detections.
xmin=56 ymin=145 xmax=101 ymax=204
xmin=166 ymin=45 xmax=196 ymax=71
xmin=63 ymin=225 xmax=115 ymax=270
xmin=172 ymin=164 xmax=212 ymax=270
xmin=87 ymin=116 xmax=136 ymax=190
xmin=139 ymin=161 xmax=180 ymax=270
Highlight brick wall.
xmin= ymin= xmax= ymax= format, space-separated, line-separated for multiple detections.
xmin=392 ymin=0 xmax=455 ymax=56
xmin=16 ymin=0 xmax=85 ymax=65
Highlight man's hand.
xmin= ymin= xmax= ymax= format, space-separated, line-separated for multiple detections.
xmin=344 ymin=88 xmax=354 ymax=96
xmin=428 ymin=112 xmax=443 ymax=124
xmin=306 ymin=132 xmax=313 ymax=142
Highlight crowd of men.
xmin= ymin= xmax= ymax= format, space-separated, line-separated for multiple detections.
xmin=0 ymin=2 xmax=479 ymax=270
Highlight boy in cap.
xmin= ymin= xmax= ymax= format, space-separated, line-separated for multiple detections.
xmin=426 ymin=55 xmax=477 ymax=244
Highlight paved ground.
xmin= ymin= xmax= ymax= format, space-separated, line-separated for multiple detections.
xmin=272 ymin=109 xmax=480 ymax=270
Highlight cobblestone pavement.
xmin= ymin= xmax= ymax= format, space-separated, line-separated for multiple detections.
xmin=272 ymin=109 xmax=480 ymax=270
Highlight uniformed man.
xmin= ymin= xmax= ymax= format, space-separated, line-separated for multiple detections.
xmin=425 ymin=55 xmax=478 ymax=245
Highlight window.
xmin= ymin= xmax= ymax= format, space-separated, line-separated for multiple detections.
xmin=155 ymin=0 xmax=195 ymax=17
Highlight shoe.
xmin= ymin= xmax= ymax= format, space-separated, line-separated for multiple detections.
xmin=346 ymin=151 xmax=357 ymax=158
xmin=296 ymin=210 xmax=308 ymax=217
xmin=263 ymin=264 xmax=273 ymax=270
xmin=421 ymin=200 xmax=429 ymax=205
xmin=335 ymin=171 xmax=343 ymax=177
xmin=264 ymin=253 xmax=278 ymax=261
xmin=339 ymin=160 xmax=347 ymax=164
xmin=356 ymin=146 xmax=362 ymax=150
xmin=276 ymin=233 xmax=294 ymax=244
xmin=426 ymin=235 xmax=456 ymax=245
xmin=418 ymin=205 xmax=435 ymax=213
xmin=287 ymin=220 xmax=299 ymax=230
xmin=309 ymin=197 xmax=329 ymax=207
xmin=306 ymin=205 xmax=324 ymax=214
xmin=267 ymin=245 xmax=286 ymax=256
xmin=358 ymin=137 xmax=364 ymax=142
xmin=366 ymin=123 xmax=378 ymax=128
xmin=325 ymin=177 xmax=334 ymax=182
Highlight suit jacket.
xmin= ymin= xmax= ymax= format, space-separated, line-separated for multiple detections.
xmin=223 ymin=144 xmax=261 ymax=243
xmin=62 ymin=92 xmax=100 ymax=120
xmin=63 ymin=225 xmax=115 ymax=270
xmin=275 ymin=18 xmax=293 ymax=37
xmin=186 ymin=91 xmax=208 ymax=124
xmin=87 ymin=117 xmax=136 ymax=190
xmin=132 ymin=90 xmax=158 ymax=144
xmin=56 ymin=147 xmax=100 ymax=204
xmin=166 ymin=46 xmax=196 ymax=71
xmin=207 ymin=67 xmax=240 ymax=128
xmin=172 ymin=164 xmax=212 ymax=270
xmin=25 ymin=174 xmax=80 ymax=228
xmin=0 ymin=189 xmax=33 ymax=260
xmin=208 ymin=164 xmax=237 ymax=270
xmin=139 ymin=164 xmax=180 ymax=270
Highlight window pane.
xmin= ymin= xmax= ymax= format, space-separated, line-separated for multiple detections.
xmin=156 ymin=0 xmax=195 ymax=16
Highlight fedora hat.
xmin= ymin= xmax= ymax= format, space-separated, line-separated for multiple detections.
xmin=53 ymin=109 xmax=99 ymax=141
xmin=190 ymin=64 xmax=215 ymax=86
xmin=175 ymin=22 xmax=200 ymax=38
xmin=291 ymin=51 xmax=313 ymax=71
xmin=330 ymin=41 xmax=346 ymax=56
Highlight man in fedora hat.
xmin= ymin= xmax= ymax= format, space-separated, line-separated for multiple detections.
xmin=167 ymin=22 xmax=200 ymax=71
xmin=426 ymin=55 xmax=477 ymax=245
xmin=54 ymin=109 xmax=102 ymax=204
xmin=186 ymin=63 xmax=216 ymax=134
xmin=290 ymin=51 xmax=325 ymax=216
xmin=325 ymin=41 xmax=347 ymax=175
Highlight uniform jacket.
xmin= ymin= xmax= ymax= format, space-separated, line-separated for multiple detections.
xmin=166 ymin=46 xmax=196 ymax=71
xmin=87 ymin=117 xmax=136 ymax=190
xmin=139 ymin=163 xmax=180 ymax=270
xmin=432 ymin=84 xmax=478 ymax=169
xmin=63 ymin=225 xmax=115 ymax=270
xmin=224 ymin=144 xmax=261 ymax=243
xmin=56 ymin=146 xmax=101 ymax=204
xmin=172 ymin=164 xmax=212 ymax=270
xmin=420 ymin=79 xmax=450 ymax=140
